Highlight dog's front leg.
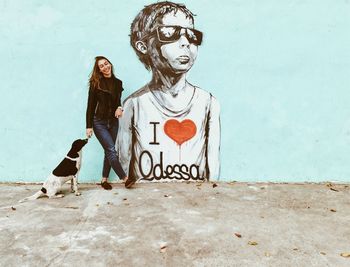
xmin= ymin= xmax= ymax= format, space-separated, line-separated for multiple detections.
xmin=72 ymin=175 xmax=81 ymax=196
xmin=71 ymin=178 xmax=74 ymax=193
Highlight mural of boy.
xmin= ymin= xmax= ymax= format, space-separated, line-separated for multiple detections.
xmin=118 ymin=1 xmax=220 ymax=182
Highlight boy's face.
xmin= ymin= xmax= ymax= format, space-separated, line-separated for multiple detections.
xmin=156 ymin=10 xmax=198 ymax=74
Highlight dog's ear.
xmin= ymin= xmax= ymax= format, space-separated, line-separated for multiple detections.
xmin=75 ymin=139 xmax=88 ymax=150
xmin=70 ymin=140 xmax=80 ymax=153
xmin=72 ymin=139 xmax=79 ymax=146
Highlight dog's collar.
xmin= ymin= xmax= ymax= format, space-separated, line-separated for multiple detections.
xmin=65 ymin=156 xmax=80 ymax=161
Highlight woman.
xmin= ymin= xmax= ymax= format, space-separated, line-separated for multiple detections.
xmin=86 ymin=56 xmax=134 ymax=189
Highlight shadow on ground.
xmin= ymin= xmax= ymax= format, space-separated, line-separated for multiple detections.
xmin=0 ymin=182 xmax=349 ymax=266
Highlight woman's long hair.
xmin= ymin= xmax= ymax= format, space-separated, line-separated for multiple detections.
xmin=89 ymin=56 xmax=115 ymax=89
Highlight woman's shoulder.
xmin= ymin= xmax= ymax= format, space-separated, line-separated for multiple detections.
xmin=113 ymin=76 xmax=122 ymax=84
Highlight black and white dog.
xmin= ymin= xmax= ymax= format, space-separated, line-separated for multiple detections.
xmin=19 ymin=139 xmax=88 ymax=202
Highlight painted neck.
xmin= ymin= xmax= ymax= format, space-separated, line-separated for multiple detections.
xmin=150 ymin=70 xmax=187 ymax=96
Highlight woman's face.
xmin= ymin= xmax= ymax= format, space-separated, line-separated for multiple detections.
xmin=158 ymin=10 xmax=198 ymax=74
xmin=98 ymin=59 xmax=112 ymax=77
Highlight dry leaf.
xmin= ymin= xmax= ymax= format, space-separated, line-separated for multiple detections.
xmin=248 ymin=241 xmax=258 ymax=246
xmin=64 ymin=206 xmax=78 ymax=209
xmin=330 ymin=188 xmax=339 ymax=192
xmin=326 ymin=182 xmax=333 ymax=187
xmin=293 ymin=248 xmax=298 ymax=251
xmin=320 ymin=252 xmax=326 ymax=255
xmin=212 ymin=183 xmax=218 ymax=188
xmin=330 ymin=209 xmax=337 ymax=212
xmin=164 ymin=194 xmax=169 ymax=197
xmin=160 ymin=245 xmax=167 ymax=253
xmin=234 ymin=233 xmax=242 ymax=238
xmin=11 ymin=207 xmax=16 ymax=211
xmin=340 ymin=253 xmax=350 ymax=258
xmin=123 ymin=198 xmax=127 ymax=201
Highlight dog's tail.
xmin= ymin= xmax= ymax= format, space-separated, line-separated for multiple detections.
xmin=18 ymin=188 xmax=46 ymax=203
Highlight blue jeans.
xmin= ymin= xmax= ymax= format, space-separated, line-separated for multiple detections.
xmin=93 ymin=117 xmax=126 ymax=180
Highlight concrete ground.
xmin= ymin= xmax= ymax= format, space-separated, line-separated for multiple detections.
xmin=0 ymin=182 xmax=349 ymax=267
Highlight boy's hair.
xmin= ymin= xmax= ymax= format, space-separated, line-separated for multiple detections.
xmin=130 ymin=1 xmax=195 ymax=70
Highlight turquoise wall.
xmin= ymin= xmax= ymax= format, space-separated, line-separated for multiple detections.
xmin=1 ymin=0 xmax=349 ymax=182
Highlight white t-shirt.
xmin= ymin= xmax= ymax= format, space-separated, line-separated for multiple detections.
xmin=117 ymin=85 xmax=220 ymax=182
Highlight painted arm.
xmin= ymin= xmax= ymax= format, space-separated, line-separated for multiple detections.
xmin=117 ymin=98 xmax=134 ymax=176
xmin=207 ymin=95 xmax=221 ymax=180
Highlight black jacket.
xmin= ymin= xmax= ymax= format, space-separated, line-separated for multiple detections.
xmin=86 ymin=76 xmax=123 ymax=128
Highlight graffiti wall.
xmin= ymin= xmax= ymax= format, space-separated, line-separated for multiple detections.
xmin=117 ymin=2 xmax=220 ymax=182
xmin=0 ymin=0 xmax=349 ymax=182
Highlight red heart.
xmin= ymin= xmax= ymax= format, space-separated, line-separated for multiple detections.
xmin=164 ymin=119 xmax=197 ymax=145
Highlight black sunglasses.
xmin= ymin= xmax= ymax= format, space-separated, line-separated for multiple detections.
xmin=155 ymin=25 xmax=203 ymax=46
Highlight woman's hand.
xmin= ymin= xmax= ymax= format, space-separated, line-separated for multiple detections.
xmin=115 ymin=107 xmax=123 ymax=118
xmin=86 ymin=128 xmax=93 ymax=138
